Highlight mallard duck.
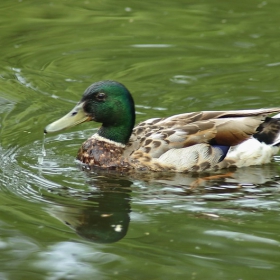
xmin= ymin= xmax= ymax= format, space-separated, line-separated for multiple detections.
xmin=45 ymin=80 xmax=280 ymax=172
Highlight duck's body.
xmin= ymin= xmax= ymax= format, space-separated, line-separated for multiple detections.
xmin=77 ymin=109 xmax=280 ymax=172
xmin=45 ymin=81 xmax=280 ymax=173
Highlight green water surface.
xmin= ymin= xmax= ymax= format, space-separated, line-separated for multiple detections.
xmin=1 ymin=0 xmax=280 ymax=279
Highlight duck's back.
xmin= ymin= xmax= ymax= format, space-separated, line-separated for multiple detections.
xmin=126 ymin=109 xmax=280 ymax=172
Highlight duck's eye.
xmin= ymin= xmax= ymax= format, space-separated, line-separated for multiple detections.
xmin=96 ymin=92 xmax=106 ymax=101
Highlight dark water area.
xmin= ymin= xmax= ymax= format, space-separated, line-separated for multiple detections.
xmin=1 ymin=0 xmax=280 ymax=279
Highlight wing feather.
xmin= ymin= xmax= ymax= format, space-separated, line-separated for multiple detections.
xmin=127 ymin=108 xmax=280 ymax=158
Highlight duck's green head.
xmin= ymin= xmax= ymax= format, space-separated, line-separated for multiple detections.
xmin=44 ymin=80 xmax=135 ymax=144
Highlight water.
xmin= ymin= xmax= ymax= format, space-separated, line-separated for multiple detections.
xmin=38 ymin=134 xmax=46 ymax=165
xmin=1 ymin=0 xmax=280 ymax=279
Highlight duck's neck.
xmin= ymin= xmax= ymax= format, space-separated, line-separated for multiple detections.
xmin=97 ymin=116 xmax=135 ymax=145
xmin=96 ymin=86 xmax=135 ymax=145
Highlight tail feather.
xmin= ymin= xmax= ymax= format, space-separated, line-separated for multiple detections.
xmin=253 ymin=116 xmax=280 ymax=146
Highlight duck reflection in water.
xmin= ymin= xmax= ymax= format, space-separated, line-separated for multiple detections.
xmin=48 ymin=175 xmax=132 ymax=243
xmin=46 ymin=162 xmax=280 ymax=244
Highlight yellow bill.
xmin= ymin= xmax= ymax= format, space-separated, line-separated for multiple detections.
xmin=44 ymin=102 xmax=91 ymax=133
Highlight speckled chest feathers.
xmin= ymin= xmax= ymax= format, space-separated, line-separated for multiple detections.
xmin=77 ymin=137 xmax=130 ymax=170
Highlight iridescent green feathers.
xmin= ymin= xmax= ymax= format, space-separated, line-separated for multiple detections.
xmin=81 ymin=81 xmax=135 ymax=144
